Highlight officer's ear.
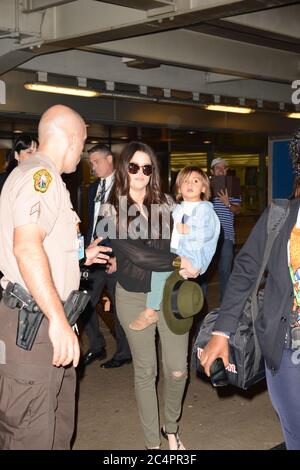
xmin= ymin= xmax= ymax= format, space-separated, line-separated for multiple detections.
xmin=14 ymin=151 xmax=19 ymax=162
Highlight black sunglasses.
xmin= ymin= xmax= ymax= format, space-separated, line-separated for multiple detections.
xmin=128 ymin=162 xmax=153 ymax=176
xmin=210 ymin=358 xmax=229 ymax=387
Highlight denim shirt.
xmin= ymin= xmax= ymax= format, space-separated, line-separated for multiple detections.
xmin=170 ymin=201 xmax=220 ymax=272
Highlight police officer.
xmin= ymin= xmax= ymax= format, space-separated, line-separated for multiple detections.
xmin=0 ymin=105 xmax=110 ymax=450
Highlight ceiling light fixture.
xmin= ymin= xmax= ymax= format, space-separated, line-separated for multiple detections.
xmin=288 ymin=112 xmax=300 ymax=119
xmin=205 ymin=104 xmax=254 ymax=114
xmin=24 ymin=83 xmax=101 ymax=98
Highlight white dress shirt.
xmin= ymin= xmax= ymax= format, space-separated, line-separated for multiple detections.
xmin=92 ymin=171 xmax=115 ymax=240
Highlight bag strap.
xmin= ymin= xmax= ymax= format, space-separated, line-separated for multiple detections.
xmin=251 ymin=199 xmax=290 ymax=370
xmin=253 ymin=199 xmax=290 ymax=297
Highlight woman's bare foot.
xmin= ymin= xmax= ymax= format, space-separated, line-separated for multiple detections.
xmin=161 ymin=427 xmax=186 ymax=450
xmin=167 ymin=433 xmax=186 ymax=450
xmin=129 ymin=308 xmax=159 ymax=331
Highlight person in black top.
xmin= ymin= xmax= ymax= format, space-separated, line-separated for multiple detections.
xmin=0 ymin=133 xmax=38 ymax=194
xmin=102 ymin=142 xmax=196 ymax=450
xmin=81 ymin=144 xmax=131 ymax=369
xmin=200 ymin=128 xmax=300 ymax=450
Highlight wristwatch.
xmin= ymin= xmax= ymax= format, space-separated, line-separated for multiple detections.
xmin=227 ymin=203 xmax=231 ymax=209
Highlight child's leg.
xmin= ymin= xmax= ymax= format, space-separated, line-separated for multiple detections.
xmin=129 ymin=272 xmax=172 ymax=331
xmin=147 ymin=271 xmax=172 ymax=310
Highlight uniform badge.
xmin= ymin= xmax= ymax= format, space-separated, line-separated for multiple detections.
xmin=33 ymin=169 xmax=52 ymax=193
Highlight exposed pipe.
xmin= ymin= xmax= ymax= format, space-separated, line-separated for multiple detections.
xmin=15 ymin=0 xmax=20 ymax=34
xmin=14 ymin=0 xmax=21 ymax=43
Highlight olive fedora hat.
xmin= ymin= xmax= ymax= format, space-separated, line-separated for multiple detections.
xmin=162 ymin=270 xmax=204 ymax=335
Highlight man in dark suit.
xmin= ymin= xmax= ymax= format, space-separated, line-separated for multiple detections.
xmin=82 ymin=144 xmax=131 ymax=368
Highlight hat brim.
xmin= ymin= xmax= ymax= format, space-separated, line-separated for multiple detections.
xmin=162 ymin=271 xmax=203 ymax=335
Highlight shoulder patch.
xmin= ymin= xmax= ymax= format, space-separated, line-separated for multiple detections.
xmin=33 ymin=169 xmax=52 ymax=193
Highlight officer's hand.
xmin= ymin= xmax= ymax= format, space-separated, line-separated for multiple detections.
xmin=48 ymin=316 xmax=80 ymax=368
xmin=85 ymin=237 xmax=111 ymax=265
xmin=200 ymin=335 xmax=229 ymax=377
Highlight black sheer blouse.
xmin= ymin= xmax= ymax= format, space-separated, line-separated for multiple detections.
xmin=102 ymin=197 xmax=176 ymax=292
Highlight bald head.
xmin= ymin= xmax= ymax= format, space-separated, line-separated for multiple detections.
xmin=38 ymin=105 xmax=86 ymax=174
xmin=39 ymin=105 xmax=84 ymax=138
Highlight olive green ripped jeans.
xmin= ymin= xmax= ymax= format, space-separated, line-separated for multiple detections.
xmin=116 ymin=283 xmax=189 ymax=448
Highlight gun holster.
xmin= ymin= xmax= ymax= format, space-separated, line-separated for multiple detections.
xmin=3 ymin=282 xmax=43 ymax=351
xmin=64 ymin=290 xmax=90 ymax=326
xmin=3 ymin=283 xmax=90 ymax=351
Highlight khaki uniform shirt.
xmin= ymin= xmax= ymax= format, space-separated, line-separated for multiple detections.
xmin=0 ymin=153 xmax=80 ymax=300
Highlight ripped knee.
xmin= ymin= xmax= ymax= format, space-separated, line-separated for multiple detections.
xmin=172 ymin=369 xmax=187 ymax=380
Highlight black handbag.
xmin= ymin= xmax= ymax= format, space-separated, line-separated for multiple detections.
xmin=192 ymin=199 xmax=290 ymax=390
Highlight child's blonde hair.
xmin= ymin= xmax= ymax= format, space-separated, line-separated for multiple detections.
xmin=175 ymin=166 xmax=211 ymax=202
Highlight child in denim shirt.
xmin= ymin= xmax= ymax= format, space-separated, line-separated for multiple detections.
xmin=129 ymin=166 xmax=220 ymax=331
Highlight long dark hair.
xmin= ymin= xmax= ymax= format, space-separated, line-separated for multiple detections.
xmin=6 ymin=133 xmax=38 ymax=174
xmin=108 ymin=141 xmax=168 ymax=223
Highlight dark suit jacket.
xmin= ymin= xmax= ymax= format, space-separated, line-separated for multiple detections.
xmin=215 ymin=198 xmax=300 ymax=373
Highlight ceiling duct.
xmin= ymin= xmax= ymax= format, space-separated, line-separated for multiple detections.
xmin=96 ymin=1 xmax=175 ymax=11
xmin=123 ymin=58 xmax=161 ymax=70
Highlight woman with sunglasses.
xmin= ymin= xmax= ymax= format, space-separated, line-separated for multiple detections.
xmin=104 ymin=141 xmax=195 ymax=450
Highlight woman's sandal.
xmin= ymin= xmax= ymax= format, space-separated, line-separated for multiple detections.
xmin=161 ymin=427 xmax=185 ymax=450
